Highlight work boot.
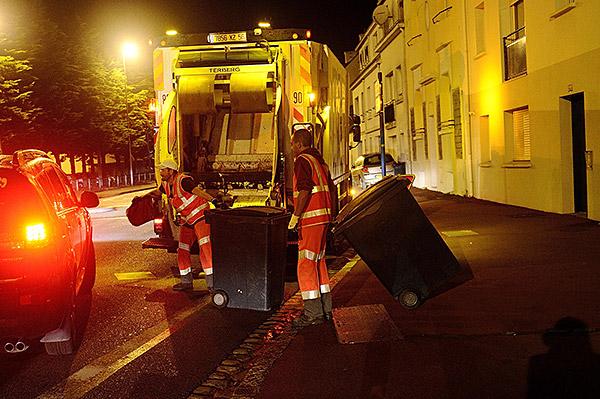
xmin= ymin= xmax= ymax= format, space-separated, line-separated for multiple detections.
xmin=321 ymin=292 xmax=333 ymax=322
xmin=173 ymin=273 xmax=193 ymax=291
xmin=292 ymin=298 xmax=325 ymax=328
xmin=205 ymin=273 xmax=215 ymax=294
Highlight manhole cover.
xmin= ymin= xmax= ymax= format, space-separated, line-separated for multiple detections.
xmin=332 ymin=304 xmax=403 ymax=344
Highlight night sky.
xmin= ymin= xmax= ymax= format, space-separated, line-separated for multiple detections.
xmin=4 ymin=0 xmax=377 ymax=63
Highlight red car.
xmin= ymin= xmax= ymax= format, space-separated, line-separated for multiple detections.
xmin=0 ymin=150 xmax=99 ymax=355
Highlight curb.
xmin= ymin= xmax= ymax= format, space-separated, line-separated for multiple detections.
xmin=188 ymin=255 xmax=360 ymax=399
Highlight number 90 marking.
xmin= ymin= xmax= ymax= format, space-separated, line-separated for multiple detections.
xmin=293 ymin=91 xmax=303 ymax=104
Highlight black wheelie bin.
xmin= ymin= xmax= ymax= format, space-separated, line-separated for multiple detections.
xmin=333 ymin=175 xmax=461 ymax=309
xmin=204 ymin=206 xmax=290 ymax=311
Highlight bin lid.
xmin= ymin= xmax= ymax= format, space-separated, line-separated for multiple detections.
xmin=218 ymin=206 xmax=287 ymax=217
xmin=205 ymin=206 xmax=289 ymax=225
xmin=335 ymin=175 xmax=410 ymax=229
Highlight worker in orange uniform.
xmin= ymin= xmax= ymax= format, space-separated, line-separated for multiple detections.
xmin=288 ymin=129 xmax=336 ymax=327
xmin=145 ymin=159 xmax=223 ymax=291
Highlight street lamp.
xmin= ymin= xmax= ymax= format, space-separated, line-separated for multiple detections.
xmin=122 ymin=42 xmax=138 ymax=185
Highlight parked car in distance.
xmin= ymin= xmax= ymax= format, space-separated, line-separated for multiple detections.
xmin=351 ymin=152 xmax=396 ymax=189
xmin=0 ymin=150 xmax=99 ymax=355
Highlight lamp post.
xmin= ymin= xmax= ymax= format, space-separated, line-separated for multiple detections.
xmin=122 ymin=42 xmax=138 ymax=186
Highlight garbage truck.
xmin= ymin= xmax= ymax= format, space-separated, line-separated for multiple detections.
xmin=143 ymin=28 xmax=351 ymax=251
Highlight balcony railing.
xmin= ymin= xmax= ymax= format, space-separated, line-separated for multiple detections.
xmin=503 ymin=26 xmax=527 ymax=80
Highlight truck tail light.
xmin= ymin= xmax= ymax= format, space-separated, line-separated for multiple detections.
xmin=154 ymin=218 xmax=164 ymax=234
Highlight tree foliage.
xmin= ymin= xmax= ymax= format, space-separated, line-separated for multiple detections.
xmin=0 ymin=2 xmax=154 ymax=176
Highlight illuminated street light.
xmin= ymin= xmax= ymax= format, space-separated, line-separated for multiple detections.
xmin=258 ymin=21 xmax=271 ymax=29
xmin=166 ymin=30 xmax=178 ymax=36
xmin=122 ymin=42 xmax=138 ymax=186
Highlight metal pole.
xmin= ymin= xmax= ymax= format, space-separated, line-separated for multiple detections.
xmin=378 ymin=71 xmax=386 ymax=177
xmin=123 ymin=53 xmax=134 ymax=186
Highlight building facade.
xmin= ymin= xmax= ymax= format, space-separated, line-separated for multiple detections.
xmin=347 ymin=0 xmax=409 ymax=174
xmin=348 ymin=0 xmax=600 ymax=221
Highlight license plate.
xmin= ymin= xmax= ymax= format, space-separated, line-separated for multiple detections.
xmin=208 ymin=31 xmax=247 ymax=44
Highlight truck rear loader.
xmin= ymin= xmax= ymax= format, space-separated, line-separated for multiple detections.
xmin=144 ymin=28 xmax=351 ymax=251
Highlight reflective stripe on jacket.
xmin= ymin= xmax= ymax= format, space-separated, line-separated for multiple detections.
xmin=293 ymin=153 xmax=332 ymax=228
xmin=163 ymin=173 xmax=209 ymax=225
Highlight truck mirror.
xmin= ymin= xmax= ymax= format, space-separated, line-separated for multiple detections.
xmin=351 ymin=125 xmax=361 ymax=143
xmin=350 ymin=114 xmax=361 ymax=143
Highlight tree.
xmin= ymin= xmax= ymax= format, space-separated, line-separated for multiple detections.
xmin=0 ymin=40 xmax=37 ymax=153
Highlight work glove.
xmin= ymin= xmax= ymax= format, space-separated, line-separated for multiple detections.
xmin=211 ymin=198 xmax=227 ymax=209
xmin=288 ymin=214 xmax=299 ymax=230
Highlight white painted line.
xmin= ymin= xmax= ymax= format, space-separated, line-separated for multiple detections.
xmin=38 ymin=295 xmax=212 ymax=399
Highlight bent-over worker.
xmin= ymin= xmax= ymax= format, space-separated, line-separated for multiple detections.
xmin=145 ymin=159 xmax=223 ymax=291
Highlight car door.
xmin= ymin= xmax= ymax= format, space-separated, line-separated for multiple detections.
xmin=44 ymin=166 xmax=84 ymax=271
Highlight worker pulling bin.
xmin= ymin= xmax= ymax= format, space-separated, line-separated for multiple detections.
xmin=204 ymin=206 xmax=290 ymax=311
xmin=333 ymin=175 xmax=462 ymax=309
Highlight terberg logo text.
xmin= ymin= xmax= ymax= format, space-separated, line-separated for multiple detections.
xmin=209 ymin=67 xmax=241 ymax=73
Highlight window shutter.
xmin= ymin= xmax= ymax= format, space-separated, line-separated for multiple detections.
xmin=513 ymin=108 xmax=530 ymax=161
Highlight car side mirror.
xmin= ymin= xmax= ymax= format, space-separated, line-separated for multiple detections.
xmin=80 ymin=191 xmax=99 ymax=208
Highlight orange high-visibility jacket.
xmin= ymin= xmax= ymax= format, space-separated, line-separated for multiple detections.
xmin=163 ymin=173 xmax=209 ymax=225
xmin=293 ymin=153 xmax=333 ymax=228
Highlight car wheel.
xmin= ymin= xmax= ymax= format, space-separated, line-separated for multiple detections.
xmin=80 ymin=242 xmax=96 ymax=294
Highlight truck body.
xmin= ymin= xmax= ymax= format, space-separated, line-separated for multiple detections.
xmin=145 ymin=28 xmax=351 ymax=250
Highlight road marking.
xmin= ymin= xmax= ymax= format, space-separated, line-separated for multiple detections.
xmin=441 ymin=229 xmax=479 ymax=237
xmin=114 ymin=272 xmax=156 ymax=280
xmin=38 ymin=295 xmax=212 ymax=399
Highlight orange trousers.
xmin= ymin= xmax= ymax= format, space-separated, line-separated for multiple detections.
xmin=178 ymin=220 xmax=213 ymax=276
xmin=297 ymin=224 xmax=330 ymax=300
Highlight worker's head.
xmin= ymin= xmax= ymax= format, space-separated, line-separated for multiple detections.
xmin=156 ymin=159 xmax=178 ymax=182
xmin=291 ymin=129 xmax=312 ymax=156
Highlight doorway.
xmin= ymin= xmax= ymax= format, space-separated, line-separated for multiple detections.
xmin=567 ymin=93 xmax=587 ymax=214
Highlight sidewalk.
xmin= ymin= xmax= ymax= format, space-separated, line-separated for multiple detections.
xmin=94 ymin=182 xmax=157 ymax=199
xmin=252 ymin=188 xmax=600 ymax=398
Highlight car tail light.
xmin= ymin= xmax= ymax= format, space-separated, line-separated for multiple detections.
xmin=25 ymin=223 xmax=51 ymax=248
xmin=27 ymin=223 xmax=46 ymax=241
xmin=362 ymin=167 xmax=369 ymax=173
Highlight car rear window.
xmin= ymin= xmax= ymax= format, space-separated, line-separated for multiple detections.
xmin=0 ymin=169 xmax=46 ymax=230
xmin=364 ymin=154 xmax=395 ymax=166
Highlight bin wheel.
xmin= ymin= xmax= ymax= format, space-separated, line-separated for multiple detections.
xmin=212 ymin=290 xmax=228 ymax=309
xmin=399 ymin=288 xmax=422 ymax=309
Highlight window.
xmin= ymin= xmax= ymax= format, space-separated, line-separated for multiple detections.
xmin=354 ymin=96 xmax=360 ymax=117
xmin=384 ymin=72 xmax=394 ymax=103
xmin=504 ymin=0 xmax=526 ymax=80
xmin=475 ymin=2 xmax=486 ymax=55
xmin=513 ymin=108 xmax=530 ymax=161
xmin=511 ymin=0 xmax=525 ymax=32
xmin=395 ymin=65 xmax=403 ymax=97
xmin=397 ymin=0 xmax=405 ymax=23
xmin=504 ymin=107 xmax=530 ymax=162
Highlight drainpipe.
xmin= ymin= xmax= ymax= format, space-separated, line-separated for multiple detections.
xmin=462 ymin=0 xmax=475 ymax=197
xmin=401 ymin=27 xmax=413 ymax=174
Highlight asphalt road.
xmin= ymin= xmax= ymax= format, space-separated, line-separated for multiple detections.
xmin=0 ymin=190 xmax=298 ymax=399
